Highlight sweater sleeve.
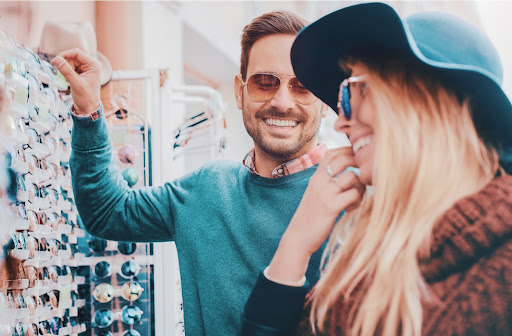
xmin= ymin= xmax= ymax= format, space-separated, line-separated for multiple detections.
xmin=241 ymin=271 xmax=309 ymax=336
xmin=70 ymin=114 xmax=188 ymax=242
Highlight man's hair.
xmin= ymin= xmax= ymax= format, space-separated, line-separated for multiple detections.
xmin=240 ymin=11 xmax=308 ymax=81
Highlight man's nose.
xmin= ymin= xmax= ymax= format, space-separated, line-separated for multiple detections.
xmin=268 ymin=83 xmax=296 ymax=111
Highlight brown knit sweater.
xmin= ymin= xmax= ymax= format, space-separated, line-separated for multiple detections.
xmin=298 ymin=175 xmax=512 ymax=335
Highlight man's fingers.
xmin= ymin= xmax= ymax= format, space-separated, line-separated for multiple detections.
xmin=56 ymin=48 xmax=96 ymax=68
xmin=51 ymin=56 xmax=80 ymax=87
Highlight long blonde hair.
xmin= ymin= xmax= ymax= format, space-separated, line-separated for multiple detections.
xmin=310 ymin=58 xmax=501 ymax=335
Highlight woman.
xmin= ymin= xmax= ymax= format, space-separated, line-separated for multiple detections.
xmin=242 ymin=3 xmax=512 ymax=336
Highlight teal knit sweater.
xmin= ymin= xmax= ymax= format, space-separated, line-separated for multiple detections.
xmin=70 ymin=117 xmax=324 ymax=336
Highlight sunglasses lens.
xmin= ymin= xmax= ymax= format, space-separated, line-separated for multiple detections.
xmin=28 ymin=104 xmax=39 ymax=122
xmin=121 ymin=305 xmax=143 ymax=325
xmin=120 ymin=260 xmax=140 ymax=278
xmin=94 ymin=308 xmax=113 ymax=328
xmin=16 ymin=175 xmax=26 ymax=191
xmin=247 ymin=74 xmax=280 ymax=102
xmin=93 ymin=283 xmax=114 ymax=303
xmin=88 ymin=237 xmax=108 ymax=253
xmin=289 ymin=77 xmax=317 ymax=105
xmin=118 ymin=242 xmax=137 ymax=255
xmin=94 ymin=261 xmax=112 ymax=279
xmin=121 ymin=281 xmax=144 ymax=301
xmin=341 ymin=83 xmax=351 ymax=119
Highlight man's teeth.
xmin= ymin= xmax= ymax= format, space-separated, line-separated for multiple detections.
xmin=264 ymin=118 xmax=297 ymax=127
xmin=353 ymin=137 xmax=371 ymax=154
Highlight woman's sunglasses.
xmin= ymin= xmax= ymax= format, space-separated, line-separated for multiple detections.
xmin=337 ymin=75 xmax=368 ymax=120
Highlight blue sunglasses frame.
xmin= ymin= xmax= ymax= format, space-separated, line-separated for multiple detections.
xmin=337 ymin=75 xmax=367 ymax=120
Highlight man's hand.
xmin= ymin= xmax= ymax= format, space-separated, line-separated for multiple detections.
xmin=51 ymin=48 xmax=101 ymax=115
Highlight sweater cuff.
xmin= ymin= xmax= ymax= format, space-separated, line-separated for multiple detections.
xmin=263 ymin=266 xmax=306 ymax=287
xmin=242 ymin=271 xmax=308 ymax=333
xmin=71 ymin=104 xmax=111 ymax=151
xmin=70 ymin=102 xmax=104 ymax=121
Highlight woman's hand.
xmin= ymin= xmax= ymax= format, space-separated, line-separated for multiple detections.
xmin=267 ymin=147 xmax=366 ymax=284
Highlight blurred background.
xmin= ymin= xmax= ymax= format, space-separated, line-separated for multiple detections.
xmin=2 ymin=0 xmax=511 ymax=160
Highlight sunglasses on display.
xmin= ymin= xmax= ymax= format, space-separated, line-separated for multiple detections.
xmin=121 ymin=281 xmax=144 ymax=301
xmin=93 ymin=330 xmax=142 ymax=336
xmin=0 ymin=289 xmax=58 ymax=311
xmin=88 ymin=237 xmax=108 ymax=254
xmin=0 ymin=314 xmax=75 ymax=336
xmin=4 ymin=116 xmax=29 ymax=148
xmin=337 ymin=75 xmax=368 ymax=120
xmin=93 ymin=259 xmax=142 ymax=280
xmin=93 ymin=305 xmax=144 ymax=328
xmin=1 ymin=289 xmax=42 ymax=316
xmin=23 ymin=126 xmax=51 ymax=158
xmin=242 ymin=73 xmax=318 ymax=105
xmin=93 ymin=283 xmax=114 ymax=303
xmin=92 ymin=281 xmax=144 ymax=304
xmin=4 ymin=144 xmax=28 ymax=176
xmin=118 ymin=242 xmax=137 ymax=255
xmin=10 ymin=229 xmax=69 ymax=259
xmin=10 ymin=202 xmax=28 ymax=229
xmin=23 ymin=263 xmax=73 ymax=286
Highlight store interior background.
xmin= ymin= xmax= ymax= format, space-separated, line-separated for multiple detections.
xmin=2 ymin=0 xmax=511 ymax=162
xmin=1 ymin=1 xmax=511 ymax=334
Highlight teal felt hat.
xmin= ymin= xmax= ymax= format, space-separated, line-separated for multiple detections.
xmin=291 ymin=2 xmax=512 ymax=148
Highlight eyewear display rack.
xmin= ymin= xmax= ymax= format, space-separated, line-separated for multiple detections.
xmin=0 ymin=29 xmax=90 ymax=336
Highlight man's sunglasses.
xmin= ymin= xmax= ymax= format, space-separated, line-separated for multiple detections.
xmin=242 ymin=73 xmax=318 ymax=105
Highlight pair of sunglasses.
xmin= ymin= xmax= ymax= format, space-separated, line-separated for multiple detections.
xmin=93 ymin=305 xmax=144 ymax=328
xmin=242 ymin=73 xmax=318 ymax=105
xmin=92 ymin=281 xmax=144 ymax=303
xmin=93 ymin=259 xmax=142 ymax=280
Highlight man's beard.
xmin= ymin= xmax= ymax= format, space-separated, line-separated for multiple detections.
xmin=242 ymin=102 xmax=318 ymax=160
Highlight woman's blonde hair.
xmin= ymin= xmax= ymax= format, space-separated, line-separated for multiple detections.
xmin=310 ymin=56 xmax=501 ymax=335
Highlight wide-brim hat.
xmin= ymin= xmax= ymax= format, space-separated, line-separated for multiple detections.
xmin=291 ymin=2 xmax=512 ymax=148
xmin=38 ymin=21 xmax=112 ymax=87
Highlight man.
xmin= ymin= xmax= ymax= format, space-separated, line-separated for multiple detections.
xmin=51 ymin=11 xmax=327 ymax=335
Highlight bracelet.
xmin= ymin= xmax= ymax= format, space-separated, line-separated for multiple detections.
xmin=70 ymin=102 xmax=104 ymax=121
xmin=263 ymin=266 xmax=307 ymax=287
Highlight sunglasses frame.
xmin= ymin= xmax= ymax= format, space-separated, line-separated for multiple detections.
xmin=337 ymin=75 xmax=368 ymax=120
xmin=242 ymin=72 xmax=319 ymax=105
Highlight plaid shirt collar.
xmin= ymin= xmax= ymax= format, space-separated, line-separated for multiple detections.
xmin=243 ymin=143 xmax=327 ymax=178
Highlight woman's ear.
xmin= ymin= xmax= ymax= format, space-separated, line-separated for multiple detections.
xmin=234 ymin=74 xmax=244 ymax=110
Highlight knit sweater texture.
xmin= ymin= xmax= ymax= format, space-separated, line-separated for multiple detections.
xmin=242 ymin=176 xmax=512 ymax=335
xmin=298 ymin=175 xmax=512 ymax=335
xmin=70 ymin=117 xmax=324 ymax=336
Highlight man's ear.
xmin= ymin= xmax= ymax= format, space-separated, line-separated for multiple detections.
xmin=234 ymin=74 xmax=244 ymax=110
xmin=320 ymin=102 xmax=328 ymax=118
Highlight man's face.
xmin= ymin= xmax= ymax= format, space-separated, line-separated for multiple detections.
xmin=235 ymin=34 xmax=325 ymax=161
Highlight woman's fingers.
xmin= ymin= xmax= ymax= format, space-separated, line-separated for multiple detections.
xmin=319 ymin=147 xmax=356 ymax=179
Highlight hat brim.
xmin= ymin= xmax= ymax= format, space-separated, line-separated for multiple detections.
xmin=98 ymin=51 xmax=113 ymax=87
xmin=291 ymin=2 xmax=512 ymax=148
